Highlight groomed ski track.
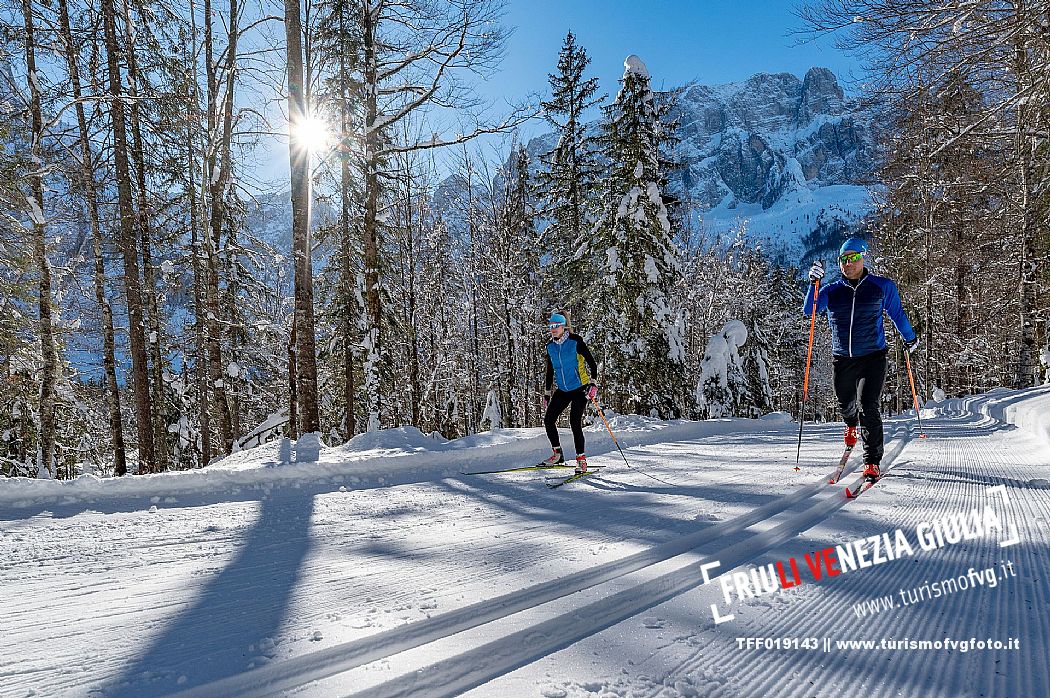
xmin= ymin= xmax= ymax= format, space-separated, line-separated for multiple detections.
xmin=173 ymin=432 xmax=908 ymax=698
xmin=180 ymin=388 xmax=1048 ymax=698
xmin=1 ymin=388 xmax=1047 ymax=697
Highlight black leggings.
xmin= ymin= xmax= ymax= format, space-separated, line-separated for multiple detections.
xmin=833 ymin=349 xmax=888 ymax=464
xmin=545 ymin=387 xmax=588 ymax=455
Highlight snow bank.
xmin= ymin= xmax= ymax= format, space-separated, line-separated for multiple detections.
xmin=996 ymin=386 xmax=1050 ymax=450
xmin=963 ymin=385 xmax=1050 ymax=452
xmin=0 ymin=414 xmax=794 ymax=510
xmin=339 ymin=426 xmax=449 ymax=455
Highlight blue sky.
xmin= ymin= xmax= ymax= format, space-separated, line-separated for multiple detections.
xmin=257 ymin=1 xmax=866 ymax=187
xmin=482 ymin=0 xmax=865 ymax=107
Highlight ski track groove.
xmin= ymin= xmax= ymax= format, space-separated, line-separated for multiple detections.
xmin=362 ymin=393 xmax=1047 ymax=698
xmin=171 ymin=444 xmax=850 ymax=697
xmin=340 ymin=433 xmax=920 ymax=698
xmin=688 ymin=426 xmax=912 ymax=697
xmin=708 ymin=397 xmax=1049 ymax=698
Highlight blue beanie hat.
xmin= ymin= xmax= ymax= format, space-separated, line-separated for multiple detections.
xmin=549 ymin=313 xmax=567 ymax=326
xmin=839 ymin=237 xmax=869 ymax=256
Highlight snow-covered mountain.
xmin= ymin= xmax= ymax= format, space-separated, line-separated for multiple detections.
xmin=669 ymin=67 xmax=879 ymax=265
xmin=510 ymin=67 xmax=879 ymax=267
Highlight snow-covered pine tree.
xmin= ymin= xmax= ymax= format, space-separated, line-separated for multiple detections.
xmin=535 ymin=31 xmax=604 ymax=313
xmin=696 ymin=320 xmax=749 ymax=419
xmin=581 ymin=55 xmax=688 ymax=418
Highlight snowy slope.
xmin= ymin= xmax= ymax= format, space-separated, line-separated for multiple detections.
xmin=1 ymin=388 xmax=1048 ymax=697
xmin=670 ymin=68 xmax=879 ymax=265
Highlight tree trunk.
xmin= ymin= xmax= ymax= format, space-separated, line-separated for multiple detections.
xmin=186 ymin=0 xmax=211 ymax=467
xmin=203 ymin=0 xmax=235 ymax=453
xmin=401 ymin=159 xmax=422 ymax=428
xmin=361 ymin=3 xmax=383 ymax=432
xmin=189 ymin=149 xmax=212 ymax=466
xmin=1013 ymin=18 xmax=1038 ymax=389
xmin=338 ymin=2 xmax=355 ymax=439
xmin=56 ymin=0 xmax=127 ymax=476
xmin=21 ymin=0 xmax=58 ymax=478
xmin=122 ymin=5 xmax=169 ymax=472
xmin=102 ymin=0 xmax=156 ymax=473
xmin=288 ymin=322 xmax=298 ymax=439
xmin=285 ymin=0 xmax=320 ymax=433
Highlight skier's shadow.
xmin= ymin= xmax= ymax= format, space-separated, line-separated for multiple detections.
xmin=102 ymin=491 xmax=315 ymax=697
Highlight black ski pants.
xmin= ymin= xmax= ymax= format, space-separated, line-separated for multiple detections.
xmin=833 ymin=348 xmax=888 ymax=465
xmin=544 ymin=386 xmax=588 ymax=456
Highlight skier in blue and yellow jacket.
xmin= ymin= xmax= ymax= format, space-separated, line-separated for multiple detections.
xmin=539 ymin=313 xmax=599 ymax=474
xmin=804 ymin=238 xmax=919 ymax=480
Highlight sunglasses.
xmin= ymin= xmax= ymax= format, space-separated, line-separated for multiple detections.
xmin=549 ymin=323 xmax=565 ymax=330
xmin=839 ymin=252 xmax=864 ymax=264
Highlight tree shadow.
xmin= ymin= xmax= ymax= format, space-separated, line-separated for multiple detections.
xmin=100 ymin=491 xmax=315 ymax=697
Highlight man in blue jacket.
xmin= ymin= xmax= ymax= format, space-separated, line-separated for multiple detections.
xmin=540 ymin=312 xmax=599 ymax=473
xmin=805 ymin=238 xmax=919 ymax=480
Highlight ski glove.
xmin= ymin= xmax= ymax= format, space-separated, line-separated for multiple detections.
xmin=585 ymin=384 xmax=598 ymax=400
xmin=808 ymin=260 xmax=825 ymax=282
xmin=904 ymin=336 xmax=921 ymax=354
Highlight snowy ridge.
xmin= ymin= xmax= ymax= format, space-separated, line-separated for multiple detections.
xmin=505 ymin=67 xmax=878 ymax=266
xmin=670 ymin=68 xmax=878 ymax=264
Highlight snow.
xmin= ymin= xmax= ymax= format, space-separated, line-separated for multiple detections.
xmin=643 ymin=255 xmax=659 ymax=283
xmin=700 ymin=183 xmax=875 ymax=263
xmin=480 ymin=389 xmax=502 ymax=430
xmin=623 ymin=55 xmax=650 ymax=80
xmin=1 ymin=387 xmax=1048 ymax=697
xmin=293 ymin=432 xmax=325 ymax=463
xmin=25 ymin=194 xmax=46 ymax=226
xmin=696 ymin=320 xmax=749 ymax=417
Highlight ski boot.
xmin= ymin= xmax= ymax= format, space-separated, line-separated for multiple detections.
xmin=540 ymin=449 xmax=565 ymax=466
xmin=862 ymin=463 xmax=881 ymax=480
xmin=844 ymin=425 xmax=858 ymax=448
xmin=574 ymin=454 xmax=588 ymax=474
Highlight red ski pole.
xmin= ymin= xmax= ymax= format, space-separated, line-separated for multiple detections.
xmin=903 ymin=346 xmax=927 ymax=439
xmin=796 ymin=278 xmax=820 ymax=469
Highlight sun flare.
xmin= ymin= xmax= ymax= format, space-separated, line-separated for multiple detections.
xmin=293 ymin=114 xmax=331 ymax=153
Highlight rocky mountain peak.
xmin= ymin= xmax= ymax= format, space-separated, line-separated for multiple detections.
xmin=798 ymin=67 xmax=845 ymax=122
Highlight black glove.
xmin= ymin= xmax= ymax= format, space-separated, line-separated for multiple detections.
xmin=904 ymin=336 xmax=920 ymax=354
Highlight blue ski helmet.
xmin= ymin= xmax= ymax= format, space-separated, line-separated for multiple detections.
xmin=548 ymin=313 xmax=567 ymax=327
xmin=839 ymin=237 xmax=869 ymax=256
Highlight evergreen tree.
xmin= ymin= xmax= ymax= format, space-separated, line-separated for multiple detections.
xmin=696 ymin=320 xmax=749 ymax=419
xmin=536 ymin=31 xmax=604 ymax=311
xmin=581 ymin=55 xmax=688 ymax=418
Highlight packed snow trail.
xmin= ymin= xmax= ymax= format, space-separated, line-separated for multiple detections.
xmin=0 ymin=388 xmax=1046 ymax=698
xmin=471 ymin=389 xmax=1050 ymax=698
xmin=171 ymin=429 xmax=906 ymax=698
xmin=345 ymin=435 xmax=915 ymax=698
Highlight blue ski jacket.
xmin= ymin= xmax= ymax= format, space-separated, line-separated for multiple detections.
xmin=545 ymin=333 xmax=597 ymax=392
xmin=803 ymin=270 xmax=916 ymax=358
